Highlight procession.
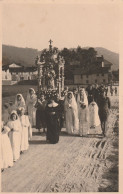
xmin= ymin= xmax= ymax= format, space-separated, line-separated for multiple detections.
xmin=1 ymin=83 xmax=117 ymax=172
xmin=1 ymin=2 xmax=119 ymax=192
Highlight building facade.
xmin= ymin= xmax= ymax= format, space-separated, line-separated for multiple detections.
xmin=2 ymin=63 xmax=38 ymax=82
xmin=74 ymin=72 xmax=109 ymax=85
xmin=73 ymin=57 xmax=113 ymax=86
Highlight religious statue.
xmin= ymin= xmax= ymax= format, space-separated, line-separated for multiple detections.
xmin=46 ymin=65 xmax=56 ymax=89
xmin=35 ymin=40 xmax=65 ymax=95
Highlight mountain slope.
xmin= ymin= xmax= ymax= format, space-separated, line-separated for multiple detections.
xmin=2 ymin=45 xmax=119 ymax=70
xmin=2 ymin=45 xmax=41 ymax=67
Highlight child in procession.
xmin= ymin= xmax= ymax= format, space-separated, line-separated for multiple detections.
xmin=7 ymin=111 xmax=22 ymax=162
xmin=1 ymin=121 xmax=13 ymax=172
xmin=79 ymin=102 xmax=89 ymax=137
xmin=17 ymin=107 xmax=32 ymax=153
xmin=88 ymin=100 xmax=100 ymax=130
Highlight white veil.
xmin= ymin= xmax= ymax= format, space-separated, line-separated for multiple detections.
xmin=77 ymin=88 xmax=88 ymax=106
xmin=64 ymin=91 xmax=78 ymax=112
xmin=64 ymin=91 xmax=79 ymax=131
xmin=26 ymin=88 xmax=36 ymax=101
xmin=15 ymin=93 xmax=26 ymax=107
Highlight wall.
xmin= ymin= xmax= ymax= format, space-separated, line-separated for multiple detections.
xmin=11 ymin=71 xmax=38 ymax=81
xmin=74 ymin=73 xmax=109 ymax=85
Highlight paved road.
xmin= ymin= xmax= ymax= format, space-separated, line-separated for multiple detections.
xmin=1 ymin=96 xmax=118 ymax=192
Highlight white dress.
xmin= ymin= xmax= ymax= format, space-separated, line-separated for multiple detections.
xmin=14 ymin=93 xmax=26 ymax=111
xmin=15 ymin=101 xmax=26 ymax=111
xmin=19 ymin=115 xmax=31 ymax=151
xmin=1 ymin=125 xmax=13 ymax=169
xmin=64 ymin=96 xmax=79 ymax=134
xmin=89 ymin=101 xmax=100 ymax=128
xmin=7 ymin=119 xmax=22 ymax=161
xmin=79 ymin=106 xmax=89 ymax=136
xmin=26 ymin=94 xmax=37 ymax=127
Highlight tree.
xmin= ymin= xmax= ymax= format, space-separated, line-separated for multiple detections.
xmin=2 ymin=56 xmax=10 ymax=66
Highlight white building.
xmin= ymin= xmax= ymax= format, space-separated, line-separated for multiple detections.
xmin=2 ymin=63 xmax=38 ymax=82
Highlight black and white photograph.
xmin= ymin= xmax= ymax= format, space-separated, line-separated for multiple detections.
xmin=1 ymin=0 xmax=120 ymax=192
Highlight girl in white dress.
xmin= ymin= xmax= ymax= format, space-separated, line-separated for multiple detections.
xmin=64 ymin=91 xmax=79 ymax=134
xmin=15 ymin=93 xmax=26 ymax=110
xmin=77 ymin=88 xmax=89 ymax=136
xmin=7 ymin=111 xmax=22 ymax=162
xmin=26 ymin=88 xmax=37 ymax=127
xmin=89 ymin=101 xmax=100 ymax=128
xmin=17 ymin=107 xmax=32 ymax=153
xmin=1 ymin=122 xmax=13 ymax=171
xmin=77 ymin=87 xmax=88 ymax=107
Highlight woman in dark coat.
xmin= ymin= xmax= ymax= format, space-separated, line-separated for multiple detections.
xmin=98 ymin=90 xmax=111 ymax=136
xmin=45 ymin=96 xmax=60 ymax=144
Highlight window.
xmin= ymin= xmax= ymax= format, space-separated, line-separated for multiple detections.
xmin=81 ymin=74 xmax=83 ymax=79
xmin=103 ymin=79 xmax=105 ymax=83
xmin=86 ymin=75 xmax=88 ymax=78
xmin=102 ymin=73 xmax=104 ymax=76
xmin=97 ymin=74 xmax=99 ymax=76
xmin=95 ymin=79 xmax=97 ymax=83
xmin=86 ymin=80 xmax=89 ymax=84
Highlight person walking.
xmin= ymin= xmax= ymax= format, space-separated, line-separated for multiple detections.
xmin=17 ymin=107 xmax=32 ymax=153
xmin=26 ymin=88 xmax=37 ymax=127
xmin=78 ymin=102 xmax=89 ymax=137
xmin=45 ymin=96 xmax=60 ymax=144
xmin=14 ymin=94 xmax=26 ymax=110
xmin=98 ymin=90 xmax=111 ymax=136
xmin=35 ymin=93 xmax=47 ymax=133
xmin=64 ymin=92 xmax=79 ymax=134
xmin=7 ymin=111 xmax=22 ymax=162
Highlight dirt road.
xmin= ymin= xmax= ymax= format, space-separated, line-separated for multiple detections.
xmin=1 ymin=96 xmax=118 ymax=192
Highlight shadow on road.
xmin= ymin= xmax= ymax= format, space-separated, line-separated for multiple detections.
xmin=32 ymin=132 xmax=46 ymax=136
xmin=59 ymin=131 xmax=79 ymax=137
xmin=59 ymin=131 xmax=103 ymax=139
xmin=29 ymin=140 xmax=47 ymax=144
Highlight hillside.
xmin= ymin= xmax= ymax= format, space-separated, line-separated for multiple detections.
xmin=2 ymin=45 xmax=41 ymax=67
xmin=2 ymin=45 xmax=119 ymax=70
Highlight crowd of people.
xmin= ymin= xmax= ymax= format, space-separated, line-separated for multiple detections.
xmin=2 ymin=84 xmax=117 ymax=172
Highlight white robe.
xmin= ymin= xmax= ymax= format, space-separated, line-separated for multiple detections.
xmin=64 ymin=98 xmax=79 ymax=134
xmin=14 ymin=93 xmax=26 ymax=111
xmin=89 ymin=102 xmax=100 ymax=127
xmin=15 ymin=101 xmax=26 ymax=111
xmin=19 ymin=115 xmax=31 ymax=151
xmin=1 ymin=126 xmax=13 ymax=168
xmin=79 ymin=106 xmax=89 ymax=136
xmin=7 ymin=119 xmax=22 ymax=161
xmin=26 ymin=94 xmax=37 ymax=127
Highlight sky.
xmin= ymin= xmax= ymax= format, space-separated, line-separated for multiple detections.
xmin=2 ymin=1 xmax=119 ymax=53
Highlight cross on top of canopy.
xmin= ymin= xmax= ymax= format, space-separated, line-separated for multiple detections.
xmin=35 ymin=40 xmax=65 ymax=96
